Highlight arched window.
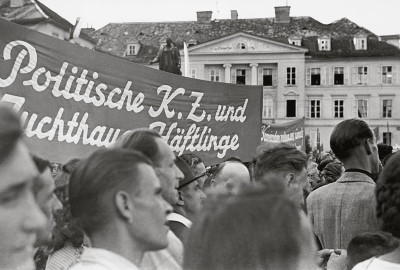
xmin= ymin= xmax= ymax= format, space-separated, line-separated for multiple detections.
xmin=236 ymin=42 xmax=246 ymax=50
xmin=263 ymin=95 xmax=273 ymax=118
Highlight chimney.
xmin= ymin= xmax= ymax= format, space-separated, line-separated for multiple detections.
xmin=10 ymin=0 xmax=24 ymax=7
xmin=274 ymin=6 xmax=290 ymax=23
xmin=197 ymin=11 xmax=212 ymax=23
xmin=231 ymin=10 xmax=238 ymax=20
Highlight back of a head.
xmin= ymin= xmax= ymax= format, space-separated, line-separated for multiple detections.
xmin=376 ymin=151 xmax=400 ymax=239
xmin=113 ymin=128 xmax=161 ymax=165
xmin=347 ymin=231 xmax=399 ymax=270
xmin=0 ymin=105 xmax=23 ymax=166
xmin=254 ymin=143 xmax=307 ymax=181
xmin=69 ymin=149 xmax=152 ymax=236
xmin=184 ymin=184 xmax=304 ymax=270
xmin=330 ymin=119 xmax=373 ymax=160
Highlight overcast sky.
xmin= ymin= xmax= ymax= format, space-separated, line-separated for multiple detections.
xmin=40 ymin=0 xmax=399 ymax=36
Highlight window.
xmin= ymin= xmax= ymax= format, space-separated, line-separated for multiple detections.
xmin=286 ymin=100 xmax=296 ymax=117
xmin=310 ymin=68 xmax=321 ymax=85
xmin=357 ymin=99 xmax=368 ymax=118
xmin=262 ymin=69 xmax=273 ymax=86
xmin=382 ymin=99 xmax=392 ymax=118
xmin=334 ymin=67 xmax=344 ymax=85
xmin=318 ymin=38 xmax=331 ymax=51
xmin=263 ymin=95 xmax=273 ymax=118
xmin=236 ymin=69 xmax=246 ymax=84
xmin=382 ymin=66 xmax=392 ymax=84
xmin=309 ymin=99 xmax=321 ymax=118
xmin=334 ymin=99 xmax=344 ymax=118
xmin=286 ymin=67 xmax=296 ymax=85
xmin=210 ymin=70 xmax=220 ymax=82
xmin=190 ymin=68 xmax=196 ymax=79
xmin=383 ymin=132 xmax=392 ymax=146
xmin=127 ymin=44 xmax=137 ymax=55
xmin=288 ymin=38 xmax=301 ymax=46
xmin=236 ymin=42 xmax=246 ymax=50
xmin=354 ymin=37 xmax=367 ymax=50
xmin=355 ymin=67 xmax=368 ymax=84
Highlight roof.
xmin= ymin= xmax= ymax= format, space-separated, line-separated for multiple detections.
xmin=380 ymin=34 xmax=400 ymax=40
xmin=0 ymin=0 xmax=95 ymax=42
xmin=90 ymin=15 xmax=400 ymax=62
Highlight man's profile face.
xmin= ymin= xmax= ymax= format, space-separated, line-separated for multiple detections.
xmin=130 ymin=164 xmax=171 ymax=251
xmin=287 ymin=168 xmax=308 ymax=207
xmin=0 ymin=143 xmax=46 ymax=269
xmin=368 ymin=134 xmax=380 ymax=175
xmin=180 ymin=180 xmax=206 ymax=217
xmin=193 ymin=162 xmax=207 ymax=189
xmin=34 ymin=167 xmax=63 ymax=246
xmin=154 ymin=138 xmax=184 ymax=205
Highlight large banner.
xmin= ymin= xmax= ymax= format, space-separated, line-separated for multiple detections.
xmin=0 ymin=19 xmax=262 ymax=165
xmin=261 ymin=118 xmax=305 ymax=149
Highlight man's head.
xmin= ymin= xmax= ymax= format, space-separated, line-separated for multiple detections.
xmin=0 ymin=105 xmax=46 ymax=269
xmin=69 ymin=149 xmax=172 ymax=252
xmin=254 ymin=143 xmax=308 ymax=206
xmin=113 ymin=129 xmax=183 ymax=205
xmin=175 ymin=157 xmax=206 ymax=220
xmin=330 ymin=119 xmax=379 ymax=173
xmin=32 ymin=155 xmax=63 ymax=246
xmin=206 ymin=161 xmax=250 ymax=195
xmin=179 ymin=153 xmax=207 ymax=189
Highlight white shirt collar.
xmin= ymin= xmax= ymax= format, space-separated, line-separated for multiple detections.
xmin=167 ymin=213 xmax=193 ymax=228
xmin=76 ymin=247 xmax=140 ymax=270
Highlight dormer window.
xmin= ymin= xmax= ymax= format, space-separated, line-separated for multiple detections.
xmin=127 ymin=44 xmax=139 ymax=55
xmin=318 ymin=37 xmax=331 ymax=51
xmin=236 ymin=42 xmax=246 ymax=50
xmin=187 ymin=39 xmax=198 ymax=47
xmin=288 ymin=37 xmax=302 ymax=46
xmin=354 ymin=37 xmax=367 ymax=50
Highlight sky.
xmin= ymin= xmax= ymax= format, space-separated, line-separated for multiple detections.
xmin=39 ymin=0 xmax=400 ymax=36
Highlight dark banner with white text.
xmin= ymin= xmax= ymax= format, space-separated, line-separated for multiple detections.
xmin=0 ymin=18 xmax=262 ymax=164
xmin=261 ymin=118 xmax=305 ymax=149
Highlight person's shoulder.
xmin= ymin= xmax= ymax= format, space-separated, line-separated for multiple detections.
xmin=352 ymin=258 xmax=374 ymax=270
xmin=70 ymin=262 xmax=110 ymax=270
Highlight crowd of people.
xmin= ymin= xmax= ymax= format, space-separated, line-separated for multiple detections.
xmin=0 ymin=103 xmax=399 ymax=270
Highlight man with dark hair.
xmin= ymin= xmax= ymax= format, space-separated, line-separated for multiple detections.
xmin=31 ymin=154 xmax=63 ymax=247
xmin=254 ymin=143 xmax=308 ymax=207
xmin=307 ymin=119 xmax=380 ymax=249
xmin=179 ymin=153 xmax=207 ymax=189
xmin=69 ymin=149 xmax=172 ymax=270
xmin=150 ymin=37 xmax=181 ymax=75
xmin=113 ymin=128 xmax=184 ymax=270
xmin=0 ymin=105 xmax=46 ymax=270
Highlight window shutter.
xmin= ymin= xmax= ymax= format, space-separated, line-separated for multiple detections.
xmin=365 ymin=66 xmax=370 ymax=85
xmin=306 ymin=68 xmax=311 ymax=86
xmin=328 ymin=67 xmax=334 ymax=85
xmin=392 ymin=66 xmax=397 ymax=84
xmin=272 ymin=69 xmax=277 ymax=87
xmin=377 ymin=66 xmax=382 ymax=85
xmin=321 ymin=67 xmax=327 ymax=85
xmin=245 ymin=69 xmax=250 ymax=85
xmin=353 ymin=99 xmax=358 ymax=118
xmin=305 ymin=99 xmax=310 ymax=118
xmin=258 ymin=68 xmax=263 ymax=85
xmin=231 ymin=69 xmax=237 ymax=84
xmin=344 ymin=66 xmax=349 ymax=85
xmin=352 ymin=67 xmax=357 ymax=85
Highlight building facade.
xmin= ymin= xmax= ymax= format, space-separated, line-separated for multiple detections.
xmin=90 ymin=6 xmax=400 ymax=149
xmin=0 ymin=0 xmax=96 ymax=49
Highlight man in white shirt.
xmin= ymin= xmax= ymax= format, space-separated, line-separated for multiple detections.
xmin=113 ymin=129 xmax=185 ymax=270
xmin=69 ymin=149 xmax=172 ymax=270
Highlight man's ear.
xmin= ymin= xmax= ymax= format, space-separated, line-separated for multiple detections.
xmin=115 ymin=191 xmax=134 ymax=223
xmin=285 ymin=173 xmax=298 ymax=188
xmin=365 ymin=140 xmax=372 ymax=155
xmin=177 ymin=190 xmax=185 ymax=206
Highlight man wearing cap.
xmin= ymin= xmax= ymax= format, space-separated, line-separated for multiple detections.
xmin=167 ymin=157 xmax=207 ymax=242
